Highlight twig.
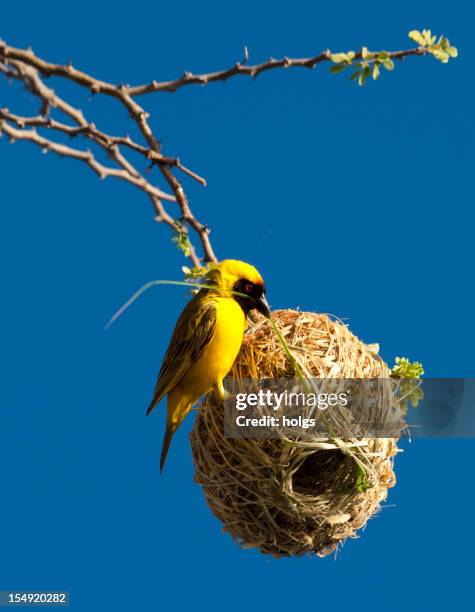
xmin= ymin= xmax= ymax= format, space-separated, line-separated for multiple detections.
xmin=0 ymin=42 xmax=427 ymax=97
xmin=130 ymin=48 xmax=426 ymax=95
xmin=0 ymin=119 xmax=175 ymax=200
xmin=0 ymin=108 xmax=207 ymax=186
xmin=0 ymin=34 xmax=450 ymax=265
xmin=0 ymin=42 xmax=215 ymax=264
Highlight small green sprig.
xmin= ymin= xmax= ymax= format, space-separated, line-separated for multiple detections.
xmin=172 ymin=221 xmax=192 ymax=257
xmin=182 ymin=265 xmax=205 ymax=279
xmin=391 ymin=357 xmax=424 ymax=379
xmin=391 ymin=357 xmax=424 ymax=412
xmin=329 ymin=29 xmax=457 ymax=87
xmin=181 ymin=261 xmax=216 ymax=282
xmin=408 ymin=29 xmax=458 ymax=63
xmin=330 ymin=47 xmax=395 ymax=86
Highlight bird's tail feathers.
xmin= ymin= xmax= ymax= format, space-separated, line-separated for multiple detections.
xmin=160 ymin=424 xmax=175 ymax=473
xmin=159 ymin=393 xmax=192 ymax=473
xmin=146 ymin=400 xmax=157 ymax=416
xmin=146 ymin=388 xmax=166 ymax=416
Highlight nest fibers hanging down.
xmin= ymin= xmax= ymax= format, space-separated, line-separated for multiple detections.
xmin=190 ymin=309 xmax=403 ymax=558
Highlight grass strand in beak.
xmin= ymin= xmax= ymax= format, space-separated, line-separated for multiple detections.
xmin=105 ymin=279 xmax=252 ymax=330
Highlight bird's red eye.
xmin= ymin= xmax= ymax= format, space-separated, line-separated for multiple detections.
xmin=245 ymin=283 xmax=253 ymax=293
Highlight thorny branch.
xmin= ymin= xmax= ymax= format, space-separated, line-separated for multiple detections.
xmin=0 ymin=34 xmax=455 ymax=266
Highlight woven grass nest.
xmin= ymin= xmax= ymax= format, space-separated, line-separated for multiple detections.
xmin=190 ymin=309 xmax=401 ymax=558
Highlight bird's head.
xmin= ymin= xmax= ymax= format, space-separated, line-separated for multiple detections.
xmin=205 ymin=259 xmax=270 ymax=318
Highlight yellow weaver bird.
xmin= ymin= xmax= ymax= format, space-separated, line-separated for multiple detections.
xmin=147 ymin=259 xmax=270 ymax=472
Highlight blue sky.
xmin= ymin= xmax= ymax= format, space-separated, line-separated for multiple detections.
xmin=0 ymin=1 xmax=473 ymax=610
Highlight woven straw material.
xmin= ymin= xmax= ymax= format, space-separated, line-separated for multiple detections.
xmin=190 ymin=310 xmax=399 ymax=558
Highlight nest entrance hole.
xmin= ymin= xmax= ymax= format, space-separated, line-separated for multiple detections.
xmin=292 ymin=449 xmax=358 ymax=496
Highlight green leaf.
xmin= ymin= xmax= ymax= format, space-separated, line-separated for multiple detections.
xmin=329 ymin=63 xmax=348 ymax=74
xmin=358 ymin=66 xmax=370 ymax=86
xmin=350 ymin=69 xmax=360 ymax=81
xmin=383 ymin=58 xmax=395 ymax=71
xmin=422 ymin=29 xmax=435 ymax=46
xmin=408 ymin=30 xmax=424 ymax=45
xmin=432 ymin=49 xmax=449 ymax=63
xmin=331 ymin=53 xmax=349 ymax=63
xmin=347 ymin=51 xmax=356 ymax=61
xmin=372 ymin=63 xmax=380 ymax=80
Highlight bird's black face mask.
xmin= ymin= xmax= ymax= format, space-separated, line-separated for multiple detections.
xmin=233 ymin=278 xmax=271 ymax=318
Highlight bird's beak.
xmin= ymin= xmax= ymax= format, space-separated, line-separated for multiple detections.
xmin=254 ymin=294 xmax=271 ymax=318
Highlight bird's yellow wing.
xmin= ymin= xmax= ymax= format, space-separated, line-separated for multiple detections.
xmin=146 ymin=296 xmax=216 ymax=415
